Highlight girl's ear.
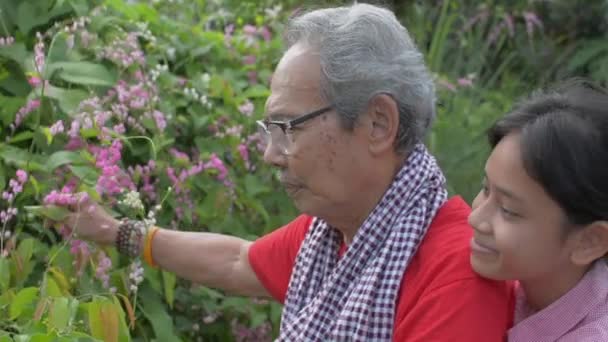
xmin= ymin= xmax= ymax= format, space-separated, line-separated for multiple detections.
xmin=570 ymin=221 xmax=608 ymax=266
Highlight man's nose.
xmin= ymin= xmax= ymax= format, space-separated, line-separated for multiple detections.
xmin=263 ymin=142 xmax=287 ymax=168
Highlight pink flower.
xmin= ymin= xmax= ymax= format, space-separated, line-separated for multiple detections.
xmin=437 ymin=79 xmax=456 ymax=92
xmin=28 ymin=76 xmax=42 ymax=87
xmin=457 ymin=77 xmax=473 ymax=87
xmin=238 ymin=100 xmax=254 ymax=116
xmin=0 ymin=36 xmax=15 ymax=46
xmin=243 ymin=25 xmax=257 ymax=36
xmin=259 ymin=26 xmax=272 ymax=42
xmin=523 ymin=11 xmax=543 ymax=38
xmin=243 ymin=55 xmax=256 ymax=65
xmin=34 ymin=32 xmax=45 ymax=73
xmin=50 ymin=120 xmax=65 ymax=135
xmin=503 ymin=14 xmax=515 ymax=37
xmin=238 ymin=144 xmax=250 ymax=169
xmin=16 ymin=170 xmax=27 ymax=184
xmin=247 ymin=71 xmax=258 ymax=84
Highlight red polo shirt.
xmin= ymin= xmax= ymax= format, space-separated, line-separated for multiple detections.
xmin=249 ymin=197 xmax=514 ymax=341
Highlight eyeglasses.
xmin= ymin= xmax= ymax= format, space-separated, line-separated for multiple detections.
xmin=256 ymin=105 xmax=333 ymax=154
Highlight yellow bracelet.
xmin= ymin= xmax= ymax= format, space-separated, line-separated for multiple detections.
xmin=143 ymin=226 xmax=160 ymax=268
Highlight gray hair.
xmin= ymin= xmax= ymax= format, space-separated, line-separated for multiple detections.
xmin=284 ymin=3 xmax=436 ymax=153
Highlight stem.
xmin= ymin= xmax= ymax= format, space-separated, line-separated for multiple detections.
xmin=0 ymin=9 xmax=9 ymax=37
xmin=120 ymin=135 xmax=158 ymax=160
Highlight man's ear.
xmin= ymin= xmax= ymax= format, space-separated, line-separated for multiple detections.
xmin=366 ymin=94 xmax=400 ymax=155
xmin=570 ymin=221 xmax=608 ymax=266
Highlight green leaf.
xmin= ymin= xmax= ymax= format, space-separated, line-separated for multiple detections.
xmin=162 ymin=271 xmax=176 ymax=308
xmin=7 ymin=131 xmax=34 ymax=144
xmin=10 ymin=287 xmax=39 ymax=320
xmin=44 ymin=86 xmax=90 ymax=114
xmin=87 ymin=298 xmax=120 ymax=342
xmin=47 ymin=62 xmax=116 ymax=87
xmin=243 ymin=85 xmax=270 ymax=98
xmin=139 ymin=286 xmax=182 ymax=342
xmin=0 ymin=145 xmax=45 ymax=171
xmin=0 ymin=43 xmax=28 ymax=66
xmin=0 ymin=257 xmax=10 ymax=291
xmin=244 ymin=174 xmax=270 ymax=197
xmin=24 ymin=205 xmax=71 ymax=221
xmin=111 ymin=296 xmax=132 ymax=342
xmin=0 ymin=335 xmax=12 ymax=342
xmin=45 ymin=151 xmax=89 ymax=170
xmin=16 ymin=1 xmax=73 ymax=35
xmin=48 ymin=297 xmax=74 ymax=332
xmin=41 ymin=273 xmax=63 ymax=297
xmin=17 ymin=238 xmax=34 ymax=263
xmin=69 ymin=165 xmax=99 ymax=184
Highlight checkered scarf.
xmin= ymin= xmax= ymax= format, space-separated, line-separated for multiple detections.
xmin=278 ymin=144 xmax=447 ymax=341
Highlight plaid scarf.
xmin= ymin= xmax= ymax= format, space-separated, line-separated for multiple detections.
xmin=278 ymin=144 xmax=447 ymax=341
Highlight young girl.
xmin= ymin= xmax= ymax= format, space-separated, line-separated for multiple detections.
xmin=468 ymin=79 xmax=608 ymax=341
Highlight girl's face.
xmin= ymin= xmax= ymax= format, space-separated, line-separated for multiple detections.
xmin=468 ymin=133 xmax=580 ymax=282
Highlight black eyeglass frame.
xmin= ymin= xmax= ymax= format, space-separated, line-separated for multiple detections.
xmin=256 ymin=105 xmax=334 ymax=136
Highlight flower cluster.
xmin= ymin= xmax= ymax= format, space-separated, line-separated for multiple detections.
xmin=1 ymin=170 xmax=27 ymax=224
xmin=230 ymin=319 xmax=272 ymax=342
xmin=99 ymin=32 xmax=145 ymax=68
xmin=95 ymin=250 xmax=114 ymax=291
xmin=149 ymin=63 xmax=168 ymax=82
xmin=128 ymin=259 xmax=144 ymax=293
xmin=183 ymin=87 xmax=212 ymax=109
xmin=0 ymin=36 xmax=15 ymax=46
xmin=34 ymin=32 xmax=45 ymax=73
xmin=93 ymin=140 xmax=135 ymax=197
xmin=119 ymin=190 xmax=145 ymax=212
xmin=128 ymin=160 xmax=158 ymax=202
xmin=238 ymin=100 xmax=254 ymax=117
xmin=9 ymin=99 xmax=41 ymax=133
xmin=69 ymin=239 xmax=91 ymax=276
xmin=50 ymin=120 xmax=65 ymax=136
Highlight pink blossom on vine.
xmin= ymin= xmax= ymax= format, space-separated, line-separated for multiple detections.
xmin=100 ymin=32 xmax=145 ymax=68
xmin=259 ymin=26 xmax=272 ymax=42
xmin=34 ymin=32 xmax=45 ymax=73
xmin=95 ymin=251 xmax=112 ymax=289
xmin=10 ymin=99 xmax=41 ymax=131
xmin=237 ymin=144 xmax=251 ymax=170
xmin=523 ymin=11 xmax=543 ymax=38
xmin=94 ymin=140 xmax=134 ymax=196
xmin=248 ymin=71 xmax=258 ymax=84
xmin=243 ymin=55 xmax=256 ymax=65
xmin=205 ymin=153 xmax=229 ymax=183
xmin=0 ymin=36 xmax=15 ymax=46
xmin=238 ymin=100 xmax=254 ymax=117
xmin=28 ymin=76 xmax=42 ymax=87
xmin=1 ymin=170 xmax=28 ymax=224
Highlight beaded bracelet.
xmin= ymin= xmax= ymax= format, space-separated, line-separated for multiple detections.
xmin=115 ymin=219 xmax=146 ymax=258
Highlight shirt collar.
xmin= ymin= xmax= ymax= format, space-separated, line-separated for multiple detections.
xmin=508 ymin=260 xmax=608 ymax=341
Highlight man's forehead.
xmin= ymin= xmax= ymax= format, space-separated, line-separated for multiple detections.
xmin=271 ymin=44 xmax=321 ymax=89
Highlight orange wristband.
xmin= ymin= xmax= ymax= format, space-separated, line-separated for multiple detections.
xmin=143 ymin=226 xmax=160 ymax=268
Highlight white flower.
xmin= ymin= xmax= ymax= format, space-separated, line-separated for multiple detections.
xmin=119 ymin=191 xmax=144 ymax=211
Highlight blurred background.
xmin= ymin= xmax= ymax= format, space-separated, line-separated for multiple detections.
xmin=0 ymin=0 xmax=606 ymax=340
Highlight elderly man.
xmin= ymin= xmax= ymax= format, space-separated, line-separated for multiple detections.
xmin=66 ymin=3 xmax=512 ymax=341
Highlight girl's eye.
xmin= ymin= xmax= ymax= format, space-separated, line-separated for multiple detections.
xmin=500 ymin=207 xmax=519 ymax=219
xmin=481 ymin=183 xmax=490 ymax=197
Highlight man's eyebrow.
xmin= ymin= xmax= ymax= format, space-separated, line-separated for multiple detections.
xmin=267 ymin=112 xmax=293 ymax=121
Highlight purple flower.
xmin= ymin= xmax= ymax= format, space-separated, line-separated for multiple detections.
xmin=34 ymin=32 xmax=45 ymax=73
xmin=50 ymin=120 xmax=65 ymax=136
xmin=238 ymin=100 xmax=254 ymax=116
xmin=523 ymin=11 xmax=543 ymax=38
